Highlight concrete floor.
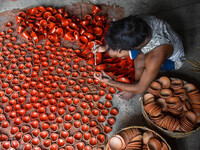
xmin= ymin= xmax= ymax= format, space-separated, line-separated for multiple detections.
xmin=1 ymin=0 xmax=200 ymax=149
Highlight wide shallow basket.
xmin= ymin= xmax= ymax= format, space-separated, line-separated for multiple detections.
xmin=141 ymin=77 xmax=200 ymax=138
xmin=105 ymin=126 xmax=171 ymax=150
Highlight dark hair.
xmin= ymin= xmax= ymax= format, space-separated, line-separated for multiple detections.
xmin=105 ymin=15 xmax=150 ymax=51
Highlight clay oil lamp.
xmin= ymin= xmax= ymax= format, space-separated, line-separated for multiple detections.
xmin=84 ymin=109 xmax=92 ymax=117
xmin=98 ymin=90 xmax=105 ymax=96
xmin=65 ymin=98 xmax=73 ymax=105
xmin=71 ymin=91 xmax=77 ymax=97
xmin=73 ymin=98 xmax=80 ymax=105
xmin=143 ymin=131 xmax=155 ymax=145
xmin=57 ymin=138 xmax=66 ymax=147
xmin=32 ymin=129 xmax=40 ymax=137
xmin=105 ymin=101 xmax=112 ymax=108
xmin=79 ymin=35 xmax=88 ymax=45
xmin=64 ymin=32 xmax=75 ymax=42
xmin=76 ymin=142 xmax=85 ymax=150
xmin=107 ymin=117 xmax=116 ymax=126
xmin=81 ymin=124 xmax=89 ymax=132
xmin=81 ymin=72 xmax=88 ymax=78
xmin=110 ymin=108 xmax=119 ymax=116
xmin=85 ymin=95 xmax=93 ymax=102
xmin=31 ymin=138 xmax=40 ymax=146
xmin=15 ymin=132 xmax=22 ymax=141
xmin=51 ymin=133 xmax=59 ymax=141
xmin=170 ymin=79 xmax=183 ymax=91
xmin=148 ymin=81 xmax=162 ymax=97
xmin=89 ymin=137 xmax=98 ymax=146
xmin=173 ymin=88 xmax=188 ymax=101
xmin=83 ymin=132 xmax=91 ymax=141
xmin=73 ymin=132 xmax=82 ymax=141
xmin=91 ymin=127 xmax=100 ymax=136
xmin=144 ymin=101 xmax=160 ymax=115
xmin=12 ymin=140 xmax=19 ymax=149
xmin=109 ymin=87 xmax=116 ymax=94
xmin=60 ymin=131 xmax=69 ymax=139
xmin=101 ymin=109 xmax=109 ymax=117
xmin=31 ymin=121 xmax=39 ymax=129
xmin=43 ymin=139 xmax=51 ymax=148
xmin=64 ymin=123 xmax=72 ymax=131
xmin=73 ymin=113 xmax=81 ymax=120
xmin=66 ymin=136 xmax=74 ymax=145
xmin=80 ymin=102 xmax=88 ymax=109
xmin=97 ymin=134 xmax=105 ymax=143
xmin=184 ymin=83 xmax=199 ymax=95
xmin=147 ymin=138 xmax=162 ymax=150
xmin=40 ymin=131 xmax=48 ymax=140
xmin=68 ymin=79 xmax=76 ymax=86
xmin=81 ymin=116 xmax=90 ymax=124
xmin=97 ymin=115 xmax=106 ymax=123
xmin=2 ymin=141 xmax=11 ymax=149
xmin=68 ymin=106 xmax=76 ymax=114
xmin=97 ymin=103 xmax=104 ymax=110
xmin=23 ymin=134 xmax=32 ymax=143
xmin=143 ymin=93 xmax=155 ymax=105
xmin=104 ymin=125 xmax=112 ymax=134
xmin=92 ymin=109 xmax=99 ymax=117
xmin=180 ymin=111 xmax=198 ymax=132
xmin=82 ymin=86 xmax=89 ymax=93
xmin=159 ymin=89 xmax=173 ymax=98
xmin=93 ymin=95 xmax=100 ymax=102
xmin=94 ymin=27 xmax=103 ymax=36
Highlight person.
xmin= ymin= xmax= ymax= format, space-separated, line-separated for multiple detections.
xmin=92 ymin=15 xmax=185 ymax=100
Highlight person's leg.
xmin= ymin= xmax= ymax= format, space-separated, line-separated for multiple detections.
xmin=116 ymin=53 xmax=145 ymax=100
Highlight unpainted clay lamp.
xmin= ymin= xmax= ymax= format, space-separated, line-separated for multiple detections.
xmin=108 ymin=135 xmax=125 ymax=150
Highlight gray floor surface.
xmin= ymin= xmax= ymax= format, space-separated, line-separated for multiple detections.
xmin=0 ymin=0 xmax=200 ymax=150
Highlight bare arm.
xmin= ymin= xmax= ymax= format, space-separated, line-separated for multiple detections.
xmin=95 ymin=44 xmax=173 ymax=94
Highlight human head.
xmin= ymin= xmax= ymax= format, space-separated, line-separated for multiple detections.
xmin=105 ymin=15 xmax=150 ymax=52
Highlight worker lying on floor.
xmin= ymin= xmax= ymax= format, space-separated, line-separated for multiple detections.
xmin=92 ymin=15 xmax=185 ymax=100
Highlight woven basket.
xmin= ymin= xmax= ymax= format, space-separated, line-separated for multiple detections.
xmin=140 ymin=77 xmax=200 ymax=138
xmin=105 ymin=125 xmax=171 ymax=150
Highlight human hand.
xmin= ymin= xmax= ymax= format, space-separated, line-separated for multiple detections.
xmin=91 ymin=44 xmax=107 ymax=54
xmin=94 ymin=70 xmax=112 ymax=84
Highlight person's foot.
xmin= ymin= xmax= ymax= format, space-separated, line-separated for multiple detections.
xmin=116 ymin=91 xmax=135 ymax=101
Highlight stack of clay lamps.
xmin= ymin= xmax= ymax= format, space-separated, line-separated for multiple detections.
xmin=16 ymin=5 xmax=135 ymax=83
xmin=108 ymin=126 xmax=170 ymax=150
xmin=143 ymin=76 xmax=200 ymax=133
xmin=0 ymin=9 xmax=119 ymax=150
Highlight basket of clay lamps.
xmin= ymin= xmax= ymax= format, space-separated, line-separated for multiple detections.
xmin=141 ymin=76 xmax=200 ymax=138
xmin=105 ymin=126 xmax=171 ymax=150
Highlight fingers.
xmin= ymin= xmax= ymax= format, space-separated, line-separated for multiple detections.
xmin=101 ymin=70 xmax=111 ymax=79
xmin=94 ymin=72 xmax=102 ymax=80
xmin=91 ymin=44 xmax=100 ymax=54
xmin=91 ymin=45 xmax=106 ymax=54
